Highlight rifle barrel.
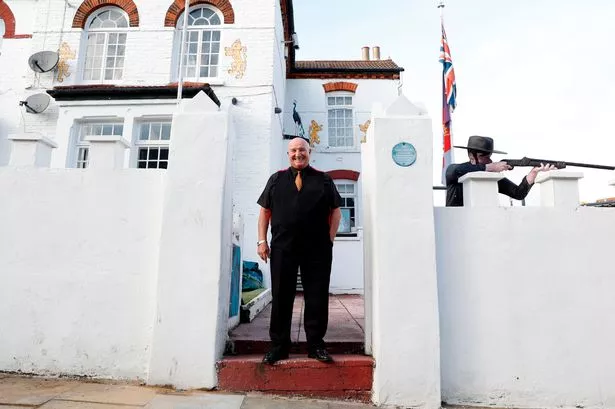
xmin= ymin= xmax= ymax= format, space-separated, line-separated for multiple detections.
xmin=526 ymin=158 xmax=615 ymax=171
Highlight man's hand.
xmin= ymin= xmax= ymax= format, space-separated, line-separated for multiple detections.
xmin=485 ymin=161 xmax=512 ymax=172
xmin=526 ymin=163 xmax=557 ymax=184
xmin=257 ymin=242 xmax=270 ymax=264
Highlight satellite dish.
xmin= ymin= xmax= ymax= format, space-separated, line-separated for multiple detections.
xmin=19 ymin=93 xmax=51 ymax=114
xmin=28 ymin=51 xmax=60 ymax=73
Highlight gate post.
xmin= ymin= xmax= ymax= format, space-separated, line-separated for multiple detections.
xmin=361 ymin=95 xmax=441 ymax=408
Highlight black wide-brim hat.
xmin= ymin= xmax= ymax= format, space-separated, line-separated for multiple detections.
xmin=454 ymin=135 xmax=507 ymax=155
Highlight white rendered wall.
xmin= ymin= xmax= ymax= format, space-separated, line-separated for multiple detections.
xmin=0 ymin=21 xmax=32 ymax=165
xmin=435 ymin=205 xmax=615 ymax=408
xmin=148 ymin=92 xmax=233 ymax=389
xmin=0 ymin=168 xmax=164 ymax=380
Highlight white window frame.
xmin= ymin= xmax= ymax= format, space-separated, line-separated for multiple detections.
xmin=334 ymin=180 xmax=358 ymax=236
xmin=80 ymin=6 xmax=130 ymax=84
xmin=173 ymin=5 xmax=223 ymax=82
xmin=132 ymin=119 xmax=172 ymax=169
xmin=72 ymin=121 xmax=124 ymax=168
xmin=326 ymin=92 xmax=355 ymax=150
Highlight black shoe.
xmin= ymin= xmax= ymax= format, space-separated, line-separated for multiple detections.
xmin=262 ymin=349 xmax=289 ymax=365
xmin=308 ymin=348 xmax=333 ymax=363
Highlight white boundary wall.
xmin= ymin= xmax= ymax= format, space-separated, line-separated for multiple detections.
xmin=435 ymin=172 xmax=615 ymax=408
xmin=0 ymin=92 xmax=233 ymax=388
xmin=0 ymin=168 xmax=164 ymax=379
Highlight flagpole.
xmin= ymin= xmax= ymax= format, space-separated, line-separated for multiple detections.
xmin=177 ymin=0 xmax=190 ymax=104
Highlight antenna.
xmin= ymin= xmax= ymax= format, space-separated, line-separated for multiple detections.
xmin=28 ymin=51 xmax=60 ymax=73
xmin=19 ymin=93 xmax=51 ymax=114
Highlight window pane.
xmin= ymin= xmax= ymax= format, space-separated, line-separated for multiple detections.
xmin=102 ymin=125 xmax=113 ymax=135
xmin=210 ymin=66 xmax=218 ymax=77
xmin=327 ymin=97 xmax=335 ymax=105
xmin=161 ymin=124 xmax=171 ymax=140
xmin=139 ymin=149 xmax=148 ymax=160
xmin=148 ymin=148 xmax=159 ymax=160
xmin=345 ymin=97 xmax=352 ymax=105
xmin=160 ymin=148 xmax=169 ymax=160
xmin=151 ymin=124 xmax=161 ymax=140
xmin=212 ymin=30 xmax=220 ymax=41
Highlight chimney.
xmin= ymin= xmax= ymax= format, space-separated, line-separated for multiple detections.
xmin=372 ymin=46 xmax=381 ymax=60
xmin=361 ymin=46 xmax=370 ymax=61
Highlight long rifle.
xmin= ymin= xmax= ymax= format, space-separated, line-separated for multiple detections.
xmin=502 ymin=157 xmax=615 ymax=171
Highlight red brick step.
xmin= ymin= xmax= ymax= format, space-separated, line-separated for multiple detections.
xmin=217 ymin=354 xmax=373 ymax=402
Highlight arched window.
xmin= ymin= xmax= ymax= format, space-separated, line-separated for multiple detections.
xmin=176 ymin=6 xmax=221 ymax=79
xmin=82 ymin=7 xmax=129 ymax=82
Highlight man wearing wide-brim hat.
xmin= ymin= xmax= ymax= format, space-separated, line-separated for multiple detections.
xmin=445 ymin=135 xmax=555 ymax=207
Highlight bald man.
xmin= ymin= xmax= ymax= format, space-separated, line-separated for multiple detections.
xmin=257 ymin=137 xmax=342 ymax=364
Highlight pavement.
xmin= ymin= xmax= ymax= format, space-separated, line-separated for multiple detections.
xmin=0 ymin=374 xmax=378 ymax=409
xmin=231 ymin=294 xmax=365 ymax=345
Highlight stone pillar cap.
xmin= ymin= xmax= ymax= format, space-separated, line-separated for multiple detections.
xmin=8 ymin=132 xmax=58 ymax=148
xmin=458 ymin=171 xmax=504 ymax=183
xmin=535 ymin=170 xmax=584 ymax=184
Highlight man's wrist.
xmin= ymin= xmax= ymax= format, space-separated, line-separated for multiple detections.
xmin=257 ymin=239 xmax=267 ymax=246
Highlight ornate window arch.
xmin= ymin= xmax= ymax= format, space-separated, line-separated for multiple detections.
xmin=72 ymin=0 xmax=140 ymax=29
xmin=0 ymin=1 xmax=15 ymax=38
xmin=174 ymin=5 xmax=222 ymax=80
xmin=164 ymin=0 xmax=234 ymax=27
xmin=81 ymin=6 xmax=129 ymax=82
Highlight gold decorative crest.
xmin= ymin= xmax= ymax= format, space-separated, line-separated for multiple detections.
xmin=308 ymin=120 xmax=322 ymax=147
xmin=56 ymin=42 xmax=76 ymax=83
xmin=225 ymin=39 xmax=247 ymax=79
xmin=359 ymin=119 xmax=371 ymax=143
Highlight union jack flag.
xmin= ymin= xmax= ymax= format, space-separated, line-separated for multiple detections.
xmin=439 ymin=22 xmax=457 ymax=185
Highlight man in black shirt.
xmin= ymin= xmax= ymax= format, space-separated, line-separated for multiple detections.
xmin=446 ymin=135 xmax=555 ymax=206
xmin=257 ymin=137 xmax=342 ymax=364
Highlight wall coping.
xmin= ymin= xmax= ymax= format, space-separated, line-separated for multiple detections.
xmin=535 ymin=170 xmax=584 ymax=184
xmin=8 ymin=133 xmax=58 ymax=148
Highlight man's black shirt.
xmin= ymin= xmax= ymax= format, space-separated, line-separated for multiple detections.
xmin=257 ymin=166 xmax=342 ymax=251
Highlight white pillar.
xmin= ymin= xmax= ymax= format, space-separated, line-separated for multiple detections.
xmin=535 ymin=170 xmax=583 ymax=208
xmin=8 ymin=133 xmax=57 ymax=167
xmin=460 ymin=172 xmax=504 ymax=207
xmin=148 ymin=91 xmax=232 ymax=389
xmin=85 ymin=135 xmax=130 ymax=169
xmin=362 ymin=95 xmax=440 ymax=408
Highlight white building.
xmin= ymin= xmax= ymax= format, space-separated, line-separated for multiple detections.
xmin=0 ymin=0 xmax=403 ymax=292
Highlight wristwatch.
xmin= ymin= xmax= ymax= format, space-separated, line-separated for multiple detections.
xmin=257 ymin=239 xmax=267 ymax=246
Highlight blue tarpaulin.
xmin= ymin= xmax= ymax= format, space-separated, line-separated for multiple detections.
xmin=242 ymin=261 xmax=264 ymax=291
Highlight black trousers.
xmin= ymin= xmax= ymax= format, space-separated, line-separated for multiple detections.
xmin=269 ymin=245 xmax=332 ymax=352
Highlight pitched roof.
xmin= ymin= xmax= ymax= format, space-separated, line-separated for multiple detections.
xmin=294 ymin=59 xmax=403 ymax=71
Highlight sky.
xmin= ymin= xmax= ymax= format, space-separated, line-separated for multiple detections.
xmin=293 ymin=0 xmax=615 ymax=204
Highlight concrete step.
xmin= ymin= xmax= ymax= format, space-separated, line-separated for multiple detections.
xmin=227 ymin=339 xmax=364 ymax=355
xmin=217 ymin=354 xmax=373 ymax=402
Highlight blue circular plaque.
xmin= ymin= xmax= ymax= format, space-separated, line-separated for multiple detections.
xmin=391 ymin=142 xmax=417 ymax=167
